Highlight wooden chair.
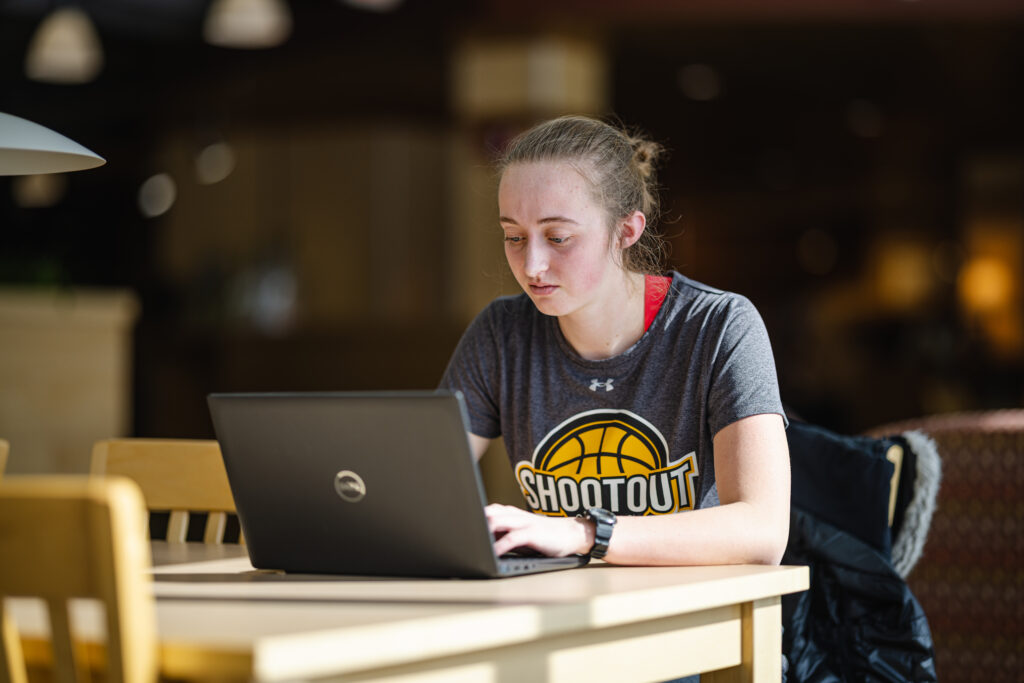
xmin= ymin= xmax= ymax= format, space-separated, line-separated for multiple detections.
xmin=0 ymin=439 xmax=8 ymax=477
xmin=0 ymin=476 xmax=157 ymax=683
xmin=90 ymin=439 xmax=241 ymax=544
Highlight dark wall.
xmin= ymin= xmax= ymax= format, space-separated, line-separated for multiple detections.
xmin=613 ymin=22 xmax=1024 ymax=431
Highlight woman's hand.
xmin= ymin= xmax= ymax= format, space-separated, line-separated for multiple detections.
xmin=485 ymin=503 xmax=593 ymax=557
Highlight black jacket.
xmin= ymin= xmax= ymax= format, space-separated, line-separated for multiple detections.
xmin=781 ymin=420 xmax=938 ymax=682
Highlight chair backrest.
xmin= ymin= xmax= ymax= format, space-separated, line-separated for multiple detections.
xmin=0 ymin=476 xmax=157 ymax=683
xmin=90 ymin=439 xmax=240 ymax=544
xmin=0 ymin=439 xmax=8 ymax=477
xmin=865 ymin=409 xmax=1023 ymax=683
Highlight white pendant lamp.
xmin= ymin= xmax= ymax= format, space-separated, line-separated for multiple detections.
xmin=204 ymin=0 xmax=293 ymax=49
xmin=25 ymin=6 xmax=104 ymax=84
xmin=0 ymin=112 xmax=105 ymax=175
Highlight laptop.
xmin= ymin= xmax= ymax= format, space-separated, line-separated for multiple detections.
xmin=207 ymin=390 xmax=588 ymax=578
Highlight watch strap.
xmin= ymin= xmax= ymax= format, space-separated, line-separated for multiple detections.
xmin=586 ymin=507 xmax=615 ymax=560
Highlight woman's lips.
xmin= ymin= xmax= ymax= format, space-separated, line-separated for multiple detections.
xmin=529 ymin=283 xmax=558 ymax=296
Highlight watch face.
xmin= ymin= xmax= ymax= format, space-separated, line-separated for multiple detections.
xmin=588 ymin=507 xmax=616 ymax=525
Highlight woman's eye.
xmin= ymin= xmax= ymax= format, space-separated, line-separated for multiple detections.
xmin=549 ymin=236 xmax=568 ymax=244
xmin=504 ymin=236 xmax=524 ymax=244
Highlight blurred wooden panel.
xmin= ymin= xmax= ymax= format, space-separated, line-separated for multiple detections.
xmin=0 ymin=288 xmax=138 ymax=473
xmin=155 ymin=124 xmax=447 ymax=329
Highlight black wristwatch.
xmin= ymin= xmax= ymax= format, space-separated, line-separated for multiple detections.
xmin=585 ymin=507 xmax=616 ymax=560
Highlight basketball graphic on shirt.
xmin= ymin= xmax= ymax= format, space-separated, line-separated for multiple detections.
xmin=515 ymin=409 xmax=698 ymax=517
xmin=537 ymin=416 xmax=665 ymax=477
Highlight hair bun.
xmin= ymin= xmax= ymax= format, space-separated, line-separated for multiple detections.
xmin=630 ymin=138 xmax=662 ymax=180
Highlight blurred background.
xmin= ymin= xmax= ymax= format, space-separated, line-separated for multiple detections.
xmin=2 ymin=3 xmax=1023 ymax=680
xmin=1 ymin=0 xmax=1023 ymax=474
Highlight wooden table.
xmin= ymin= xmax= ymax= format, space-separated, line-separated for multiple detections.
xmin=14 ymin=543 xmax=808 ymax=682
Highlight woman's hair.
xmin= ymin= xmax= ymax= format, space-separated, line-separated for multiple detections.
xmin=497 ymin=115 xmax=666 ymax=275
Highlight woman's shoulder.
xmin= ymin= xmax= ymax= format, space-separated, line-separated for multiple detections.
xmin=661 ymin=273 xmax=774 ymax=360
xmin=666 ymin=272 xmax=758 ymax=315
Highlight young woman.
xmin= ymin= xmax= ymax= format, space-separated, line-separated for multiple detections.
xmin=440 ymin=115 xmax=790 ymax=566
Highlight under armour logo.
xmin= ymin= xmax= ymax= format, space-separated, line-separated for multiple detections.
xmin=589 ymin=378 xmax=614 ymax=392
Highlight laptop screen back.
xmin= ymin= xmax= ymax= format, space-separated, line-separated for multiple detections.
xmin=208 ymin=391 xmax=504 ymax=577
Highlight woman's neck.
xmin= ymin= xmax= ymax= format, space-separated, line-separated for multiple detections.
xmin=557 ymin=271 xmax=646 ymax=361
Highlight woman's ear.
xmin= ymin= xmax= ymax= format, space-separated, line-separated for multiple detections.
xmin=618 ymin=211 xmax=647 ymax=249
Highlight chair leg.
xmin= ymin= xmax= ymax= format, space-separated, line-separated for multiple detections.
xmin=46 ymin=601 xmax=83 ymax=683
xmin=204 ymin=512 xmax=227 ymax=544
xmin=167 ymin=510 xmax=190 ymax=543
xmin=1 ymin=605 xmax=29 ymax=683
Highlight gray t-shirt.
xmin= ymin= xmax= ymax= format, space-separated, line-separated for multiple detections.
xmin=440 ymin=271 xmax=786 ymax=516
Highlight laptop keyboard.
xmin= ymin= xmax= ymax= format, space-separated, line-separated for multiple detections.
xmin=497 ymin=552 xmax=589 ymax=575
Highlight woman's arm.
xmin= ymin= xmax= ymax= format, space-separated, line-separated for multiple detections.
xmin=487 ymin=412 xmax=790 ymax=565
xmin=468 ymin=433 xmax=492 ymax=463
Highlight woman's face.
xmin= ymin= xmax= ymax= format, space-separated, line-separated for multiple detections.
xmin=498 ymin=161 xmax=623 ymax=318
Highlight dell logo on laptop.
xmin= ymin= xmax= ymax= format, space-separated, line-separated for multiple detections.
xmin=334 ymin=470 xmax=366 ymax=503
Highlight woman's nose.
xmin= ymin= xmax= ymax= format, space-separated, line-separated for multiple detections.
xmin=523 ymin=242 xmax=549 ymax=279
